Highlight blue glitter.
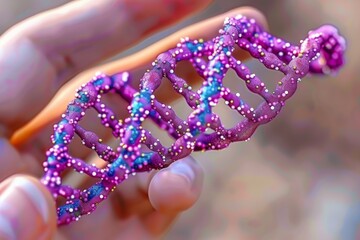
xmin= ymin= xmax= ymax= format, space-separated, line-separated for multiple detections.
xmin=86 ymin=183 xmax=104 ymax=201
xmin=186 ymin=42 xmax=197 ymax=53
xmin=78 ymin=91 xmax=89 ymax=103
xmin=133 ymin=152 xmax=153 ymax=170
xmin=131 ymin=90 xmax=151 ymax=116
xmin=93 ymin=78 xmax=104 ymax=86
xmin=201 ymin=79 xmax=221 ymax=100
xmin=186 ymin=42 xmax=203 ymax=53
xmin=46 ymin=155 xmax=57 ymax=168
xmin=107 ymin=157 xmax=128 ymax=177
xmin=54 ymin=131 xmax=66 ymax=144
xmin=124 ymin=126 xmax=140 ymax=145
xmin=58 ymin=200 xmax=81 ymax=217
xmin=131 ymin=100 xmax=143 ymax=115
xmin=67 ymin=104 xmax=81 ymax=113
xmin=59 ymin=119 xmax=69 ymax=125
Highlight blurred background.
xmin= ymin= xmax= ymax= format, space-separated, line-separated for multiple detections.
xmin=0 ymin=0 xmax=359 ymax=239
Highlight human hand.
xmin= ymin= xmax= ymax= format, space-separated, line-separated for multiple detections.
xmin=0 ymin=0 xmax=266 ymax=239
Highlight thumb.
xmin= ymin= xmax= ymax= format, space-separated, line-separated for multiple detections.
xmin=0 ymin=175 xmax=56 ymax=240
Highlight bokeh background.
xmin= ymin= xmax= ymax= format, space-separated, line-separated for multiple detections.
xmin=0 ymin=0 xmax=359 ymax=239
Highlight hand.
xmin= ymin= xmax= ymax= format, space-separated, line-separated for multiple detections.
xmin=0 ymin=1 xmax=266 ymax=239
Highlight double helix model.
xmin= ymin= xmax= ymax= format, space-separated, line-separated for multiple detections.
xmin=41 ymin=15 xmax=346 ymax=225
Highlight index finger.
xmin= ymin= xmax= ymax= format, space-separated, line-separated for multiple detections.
xmin=0 ymin=0 xmax=211 ymax=133
xmin=6 ymin=0 xmax=212 ymax=84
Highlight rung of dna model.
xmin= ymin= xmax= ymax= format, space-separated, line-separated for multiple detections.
xmin=41 ymin=15 xmax=346 ymax=225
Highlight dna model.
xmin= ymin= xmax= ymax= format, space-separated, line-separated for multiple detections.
xmin=41 ymin=15 xmax=346 ymax=225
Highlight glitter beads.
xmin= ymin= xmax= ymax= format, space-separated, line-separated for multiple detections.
xmin=41 ymin=15 xmax=346 ymax=225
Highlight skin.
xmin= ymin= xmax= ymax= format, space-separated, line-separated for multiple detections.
xmin=0 ymin=0 xmax=267 ymax=239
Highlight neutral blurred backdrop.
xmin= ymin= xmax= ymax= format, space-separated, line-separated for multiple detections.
xmin=1 ymin=0 xmax=359 ymax=239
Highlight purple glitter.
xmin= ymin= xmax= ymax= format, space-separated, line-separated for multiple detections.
xmin=41 ymin=15 xmax=346 ymax=225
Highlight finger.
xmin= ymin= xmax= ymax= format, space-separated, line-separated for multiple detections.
xmin=0 ymin=138 xmax=27 ymax=181
xmin=110 ymin=156 xmax=203 ymax=218
xmin=0 ymin=175 xmax=56 ymax=240
xmin=139 ymin=211 xmax=178 ymax=237
xmin=0 ymin=138 xmax=43 ymax=182
xmin=10 ymin=0 xmax=211 ymax=84
xmin=109 ymin=171 xmax=157 ymax=219
xmin=11 ymin=7 xmax=267 ymax=147
xmin=0 ymin=0 xmax=210 ymax=131
xmin=141 ymin=156 xmax=204 ymax=235
xmin=148 ymin=156 xmax=204 ymax=213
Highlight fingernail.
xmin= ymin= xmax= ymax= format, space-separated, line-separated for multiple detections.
xmin=12 ymin=177 xmax=49 ymax=222
xmin=0 ymin=177 xmax=49 ymax=239
xmin=169 ymin=160 xmax=195 ymax=183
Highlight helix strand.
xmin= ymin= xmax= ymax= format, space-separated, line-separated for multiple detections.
xmin=41 ymin=15 xmax=346 ymax=225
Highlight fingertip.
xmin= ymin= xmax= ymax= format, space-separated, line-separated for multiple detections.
xmin=25 ymin=175 xmax=57 ymax=231
xmin=148 ymin=157 xmax=203 ymax=214
xmin=0 ymin=175 xmax=56 ymax=240
xmin=149 ymin=170 xmax=195 ymax=213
